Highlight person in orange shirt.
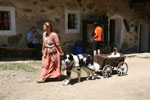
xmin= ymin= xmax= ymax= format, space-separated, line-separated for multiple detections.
xmin=93 ymin=22 xmax=102 ymax=56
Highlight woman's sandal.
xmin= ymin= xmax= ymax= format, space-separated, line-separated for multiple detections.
xmin=56 ymin=76 xmax=62 ymax=81
xmin=37 ymin=78 xmax=46 ymax=83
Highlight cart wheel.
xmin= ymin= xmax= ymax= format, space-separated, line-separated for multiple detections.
xmin=117 ymin=62 xmax=128 ymax=76
xmin=102 ymin=65 xmax=112 ymax=78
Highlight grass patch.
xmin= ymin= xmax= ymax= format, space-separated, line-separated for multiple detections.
xmin=0 ymin=95 xmax=5 ymax=100
xmin=27 ymin=61 xmax=42 ymax=66
xmin=139 ymin=57 xmax=150 ymax=59
xmin=0 ymin=61 xmax=42 ymax=72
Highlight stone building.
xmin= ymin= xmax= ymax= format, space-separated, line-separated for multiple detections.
xmin=0 ymin=0 xmax=150 ymax=54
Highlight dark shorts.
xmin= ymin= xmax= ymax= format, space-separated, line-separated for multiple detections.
xmin=93 ymin=41 xmax=100 ymax=50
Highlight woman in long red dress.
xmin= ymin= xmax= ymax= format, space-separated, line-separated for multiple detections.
xmin=37 ymin=22 xmax=64 ymax=83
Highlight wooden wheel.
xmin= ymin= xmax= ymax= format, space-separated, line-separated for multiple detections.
xmin=102 ymin=65 xmax=112 ymax=78
xmin=117 ymin=62 xmax=128 ymax=76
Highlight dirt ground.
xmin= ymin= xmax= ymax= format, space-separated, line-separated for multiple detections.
xmin=0 ymin=53 xmax=150 ymax=100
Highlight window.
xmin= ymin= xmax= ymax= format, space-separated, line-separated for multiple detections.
xmin=65 ymin=10 xmax=80 ymax=33
xmin=68 ymin=14 xmax=76 ymax=29
xmin=0 ymin=11 xmax=10 ymax=30
xmin=0 ymin=6 xmax=16 ymax=35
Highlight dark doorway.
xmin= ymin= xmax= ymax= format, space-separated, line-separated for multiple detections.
xmin=82 ymin=15 xmax=108 ymax=54
xmin=110 ymin=19 xmax=115 ymax=51
xmin=139 ymin=23 xmax=150 ymax=52
xmin=109 ymin=18 xmax=123 ymax=50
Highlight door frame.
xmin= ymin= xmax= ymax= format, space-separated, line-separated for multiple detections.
xmin=109 ymin=15 xmax=124 ymax=49
xmin=82 ymin=16 xmax=108 ymax=53
xmin=139 ymin=22 xmax=150 ymax=52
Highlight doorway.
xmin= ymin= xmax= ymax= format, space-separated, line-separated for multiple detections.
xmin=82 ymin=20 xmax=101 ymax=54
xmin=139 ymin=23 xmax=150 ymax=52
xmin=82 ymin=20 xmax=107 ymax=54
xmin=109 ymin=19 xmax=123 ymax=50
xmin=82 ymin=15 xmax=108 ymax=54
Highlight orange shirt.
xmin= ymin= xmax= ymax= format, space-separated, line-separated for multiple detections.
xmin=94 ymin=26 xmax=102 ymax=41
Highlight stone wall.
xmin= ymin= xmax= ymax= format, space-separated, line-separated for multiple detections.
xmin=0 ymin=0 xmax=149 ymax=52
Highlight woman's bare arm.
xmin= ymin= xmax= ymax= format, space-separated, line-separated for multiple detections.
xmin=56 ymin=45 xmax=64 ymax=56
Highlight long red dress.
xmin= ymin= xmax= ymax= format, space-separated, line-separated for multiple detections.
xmin=40 ymin=32 xmax=61 ymax=79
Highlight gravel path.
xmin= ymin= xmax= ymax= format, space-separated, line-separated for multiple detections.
xmin=0 ymin=54 xmax=150 ymax=100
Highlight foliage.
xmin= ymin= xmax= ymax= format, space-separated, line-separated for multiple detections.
xmin=0 ymin=61 xmax=42 ymax=72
